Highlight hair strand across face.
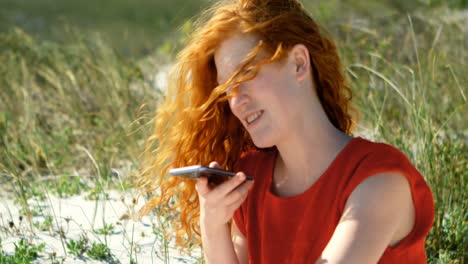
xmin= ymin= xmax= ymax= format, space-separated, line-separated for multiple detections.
xmin=135 ymin=0 xmax=357 ymax=252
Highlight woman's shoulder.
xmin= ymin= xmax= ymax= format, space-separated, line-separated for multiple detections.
xmin=338 ymin=136 xmax=433 ymax=210
xmin=355 ymin=136 xmax=408 ymax=154
xmin=341 ymin=136 xmax=434 ymax=216
xmin=343 ymin=137 xmax=435 ymax=256
xmin=352 ymin=137 xmax=417 ymax=171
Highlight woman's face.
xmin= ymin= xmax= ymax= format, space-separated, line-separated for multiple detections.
xmin=214 ymin=33 xmax=308 ymax=148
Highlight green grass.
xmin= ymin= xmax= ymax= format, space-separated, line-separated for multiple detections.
xmin=0 ymin=239 xmax=46 ymax=263
xmin=0 ymin=27 xmax=158 ymax=192
xmin=66 ymin=234 xmax=88 ymax=257
xmin=335 ymin=9 xmax=467 ymax=263
xmin=0 ymin=0 xmax=211 ymax=56
xmin=87 ymin=242 xmax=115 ymax=261
xmin=0 ymin=0 xmax=466 ymax=263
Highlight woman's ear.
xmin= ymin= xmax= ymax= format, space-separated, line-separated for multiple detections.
xmin=289 ymin=44 xmax=310 ymax=82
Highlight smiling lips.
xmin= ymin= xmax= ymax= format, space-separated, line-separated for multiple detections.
xmin=245 ymin=110 xmax=264 ymax=125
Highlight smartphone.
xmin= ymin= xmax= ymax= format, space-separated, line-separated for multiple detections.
xmin=169 ymin=165 xmax=253 ymax=183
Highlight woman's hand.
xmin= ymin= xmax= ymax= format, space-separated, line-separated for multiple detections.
xmin=195 ymin=161 xmax=254 ymax=230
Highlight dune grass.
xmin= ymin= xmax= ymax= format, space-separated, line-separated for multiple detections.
xmin=339 ymin=13 xmax=467 ymax=263
xmin=0 ymin=0 xmax=211 ymax=56
xmin=0 ymin=1 xmax=466 ymax=263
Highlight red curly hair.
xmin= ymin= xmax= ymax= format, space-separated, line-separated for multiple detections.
xmin=136 ymin=0 xmax=355 ymax=253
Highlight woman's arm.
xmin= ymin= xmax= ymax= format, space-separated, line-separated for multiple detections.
xmin=196 ymin=162 xmax=253 ymax=264
xmin=200 ymin=222 xmax=239 ymax=264
xmin=318 ymin=172 xmax=415 ymax=264
xmin=232 ymin=219 xmax=249 ymax=264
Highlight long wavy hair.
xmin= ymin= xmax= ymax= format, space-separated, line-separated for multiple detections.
xmin=136 ymin=0 xmax=355 ymax=252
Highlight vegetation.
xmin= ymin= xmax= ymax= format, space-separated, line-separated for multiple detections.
xmin=0 ymin=0 xmax=466 ymax=262
xmin=87 ymin=242 xmax=114 ymax=261
xmin=0 ymin=239 xmax=45 ymax=263
xmin=66 ymin=234 xmax=88 ymax=257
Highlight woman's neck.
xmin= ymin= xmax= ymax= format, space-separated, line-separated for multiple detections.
xmin=274 ymin=111 xmax=352 ymax=189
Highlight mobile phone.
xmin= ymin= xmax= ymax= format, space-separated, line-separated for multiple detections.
xmin=169 ymin=165 xmax=253 ymax=182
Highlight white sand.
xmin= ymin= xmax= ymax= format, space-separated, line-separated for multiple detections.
xmin=0 ymin=190 xmax=202 ymax=263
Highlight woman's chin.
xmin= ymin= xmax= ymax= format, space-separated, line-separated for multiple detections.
xmin=251 ymin=137 xmax=275 ymax=149
xmin=246 ymin=124 xmax=276 ymax=148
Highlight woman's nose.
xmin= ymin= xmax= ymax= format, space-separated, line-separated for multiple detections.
xmin=228 ymin=84 xmax=249 ymax=111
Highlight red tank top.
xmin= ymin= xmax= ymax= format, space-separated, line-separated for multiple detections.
xmin=233 ymin=137 xmax=434 ymax=263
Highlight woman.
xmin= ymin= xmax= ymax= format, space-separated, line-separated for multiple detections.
xmin=137 ymin=0 xmax=434 ymax=263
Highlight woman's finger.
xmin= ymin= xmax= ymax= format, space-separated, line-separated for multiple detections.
xmin=208 ymin=161 xmax=221 ymax=169
xmin=226 ymin=183 xmax=252 ymax=212
xmin=207 ymin=172 xmax=247 ymax=200
xmin=223 ymin=179 xmax=254 ymax=206
xmin=195 ymin=177 xmax=210 ymax=196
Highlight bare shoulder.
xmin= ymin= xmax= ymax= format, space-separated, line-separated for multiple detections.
xmin=348 ymin=172 xmax=412 ymax=203
xmin=320 ymin=172 xmax=415 ymax=263
xmin=345 ymin=172 xmax=415 ymax=243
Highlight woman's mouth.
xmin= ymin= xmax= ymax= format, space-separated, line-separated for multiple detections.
xmin=245 ymin=110 xmax=264 ymax=126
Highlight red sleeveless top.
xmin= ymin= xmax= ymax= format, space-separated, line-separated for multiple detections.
xmin=233 ymin=137 xmax=434 ymax=263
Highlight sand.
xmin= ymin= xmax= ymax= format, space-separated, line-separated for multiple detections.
xmin=0 ymin=190 xmax=202 ymax=263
